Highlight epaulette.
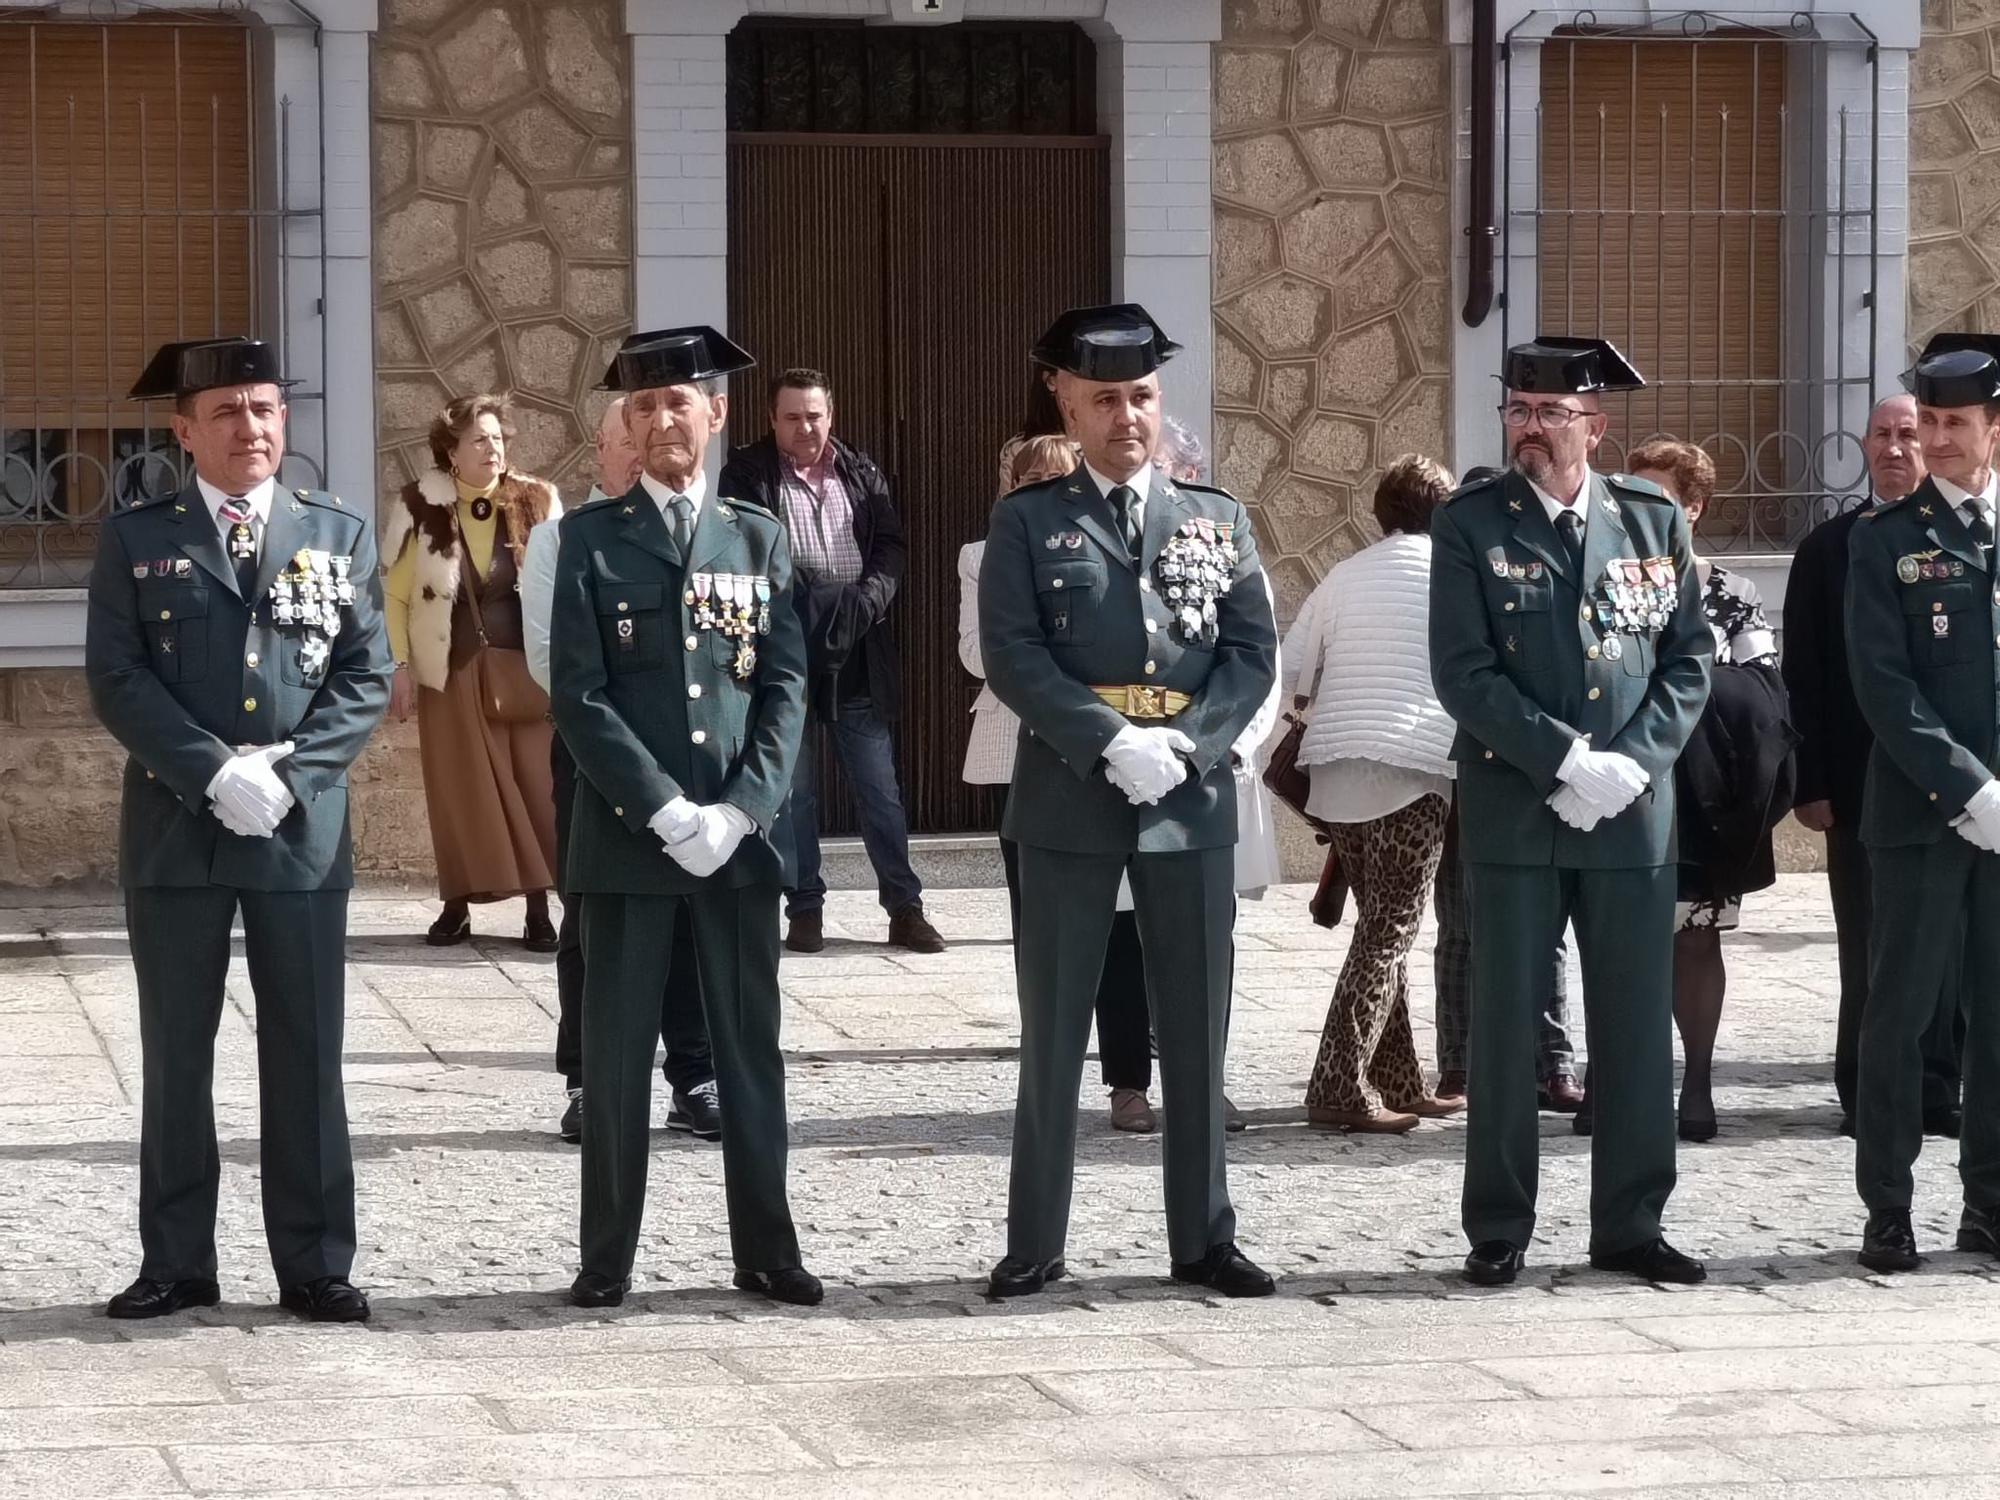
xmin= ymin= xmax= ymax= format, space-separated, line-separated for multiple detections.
xmin=1443 ymin=472 xmax=1503 ymax=506
xmin=286 ymin=487 xmax=354 ymax=513
xmin=565 ymin=490 xmax=625 ymax=517
xmin=716 ymin=492 xmax=778 ymax=521
xmin=1603 ymin=472 xmax=1672 ymax=503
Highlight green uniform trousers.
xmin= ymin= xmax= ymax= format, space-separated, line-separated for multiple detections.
xmin=1858 ymin=840 xmax=2000 ymax=1213
xmin=128 ymin=885 xmax=355 ymax=1286
xmin=578 ymin=887 xmax=801 ymax=1280
xmin=1008 ymin=843 xmax=1236 ymax=1266
xmin=1462 ymin=863 xmax=1677 ymax=1254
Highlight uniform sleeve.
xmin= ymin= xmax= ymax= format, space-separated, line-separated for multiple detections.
xmin=1780 ymin=528 xmax=1831 ymax=806
xmin=383 ymin=529 xmax=417 ymax=666
xmin=1604 ymin=503 xmax=1713 ymax=779
xmin=520 ymin=516 xmax=560 ymax=693
xmin=1172 ymin=502 xmax=1279 ymax=778
xmin=719 ymin=524 xmax=808 ymax=833
xmin=1845 ymin=516 xmax=1992 ymax=816
xmin=273 ymin=511 xmax=394 ymax=802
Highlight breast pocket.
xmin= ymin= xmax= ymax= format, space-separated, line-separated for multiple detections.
xmin=1484 ymin=582 xmax=1553 ymax=672
xmin=1034 ymin=558 xmax=1104 ymax=647
xmin=597 ymin=582 xmax=665 ymax=673
xmin=1618 ymin=632 xmax=1655 ymax=679
xmin=1903 ymin=584 xmax=1979 ymax=668
xmin=136 ymin=585 xmax=210 ymax=684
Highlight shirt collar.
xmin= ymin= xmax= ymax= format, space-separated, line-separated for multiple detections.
xmin=785 ymin=445 xmax=836 ymax=488
xmin=196 ymin=474 xmax=276 ymax=528
xmin=1932 ymin=471 xmax=1997 ymax=515
xmin=638 ymin=466 xmax=706 ymax=520
xmin=1083 ymin=459 xmax=1152 ymax=507
xmin=1526 ymin=472 xmax=1587 ymax=529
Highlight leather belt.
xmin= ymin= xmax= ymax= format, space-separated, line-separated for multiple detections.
xmin=1091 ymin=684 xmax=1190 ymax=719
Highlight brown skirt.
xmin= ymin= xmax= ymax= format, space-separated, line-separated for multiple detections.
xmin=415 ymin=660 xmax=556 ymax=903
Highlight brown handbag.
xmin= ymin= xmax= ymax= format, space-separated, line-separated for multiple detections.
xmin=1262 ymin=711 xmax=1325 ymax=834
xmin=476 ymin=646 xmax=548 ymax=723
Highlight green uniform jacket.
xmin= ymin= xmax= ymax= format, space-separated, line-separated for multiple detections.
xmin=549 ymin=485 xmax=805 ymax=894
xmin=84 ymin=484 xmax=393 ymax=891
xmin=1845 ymin=477 xmax=2000 ymax=847
xmin=1429 ymin=468 xmax=1711 ymax=868
xmin=978 ymin=469 xmax=1278 ymax=854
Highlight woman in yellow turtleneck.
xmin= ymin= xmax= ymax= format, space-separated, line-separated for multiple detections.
xmin=382 ymin=393 xmax=561 ymax=948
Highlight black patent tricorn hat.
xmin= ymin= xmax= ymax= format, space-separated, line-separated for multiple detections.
xmin=1904 ymin=333 xmax=2000 ymax=407
xmin=129 ymin=337 xmax=296 ymax=400
xmin=1031 ymin=303 xmax=1182 ymax=382
xmin=598 ymin=326 xmax=756 ymax=392
xmin=1502 ymin=336 xmax=1645 ymax=395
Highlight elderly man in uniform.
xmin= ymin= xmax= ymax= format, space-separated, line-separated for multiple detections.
xmin=85 ymin=337 xmax=392 ymax=1321
xmin=1844 ymin=333 xmax=2000 ymax=1271
xmin=979 ymin=304 xmax=1279 ymax=1299
xmin=1430 ymin=337 xmax=1712 ymax=1287
xmin=549 ymin=327 xmax=821 ymax=1308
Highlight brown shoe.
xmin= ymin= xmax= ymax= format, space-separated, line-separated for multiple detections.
xmin=1109 ymin=1087 xmax=1157 ymax=1133
xmin=1308 ymin=1104 xmax=1420 ymax=1134
xmin=1539 ymin=1072 xmax=1585 ymax=1113
xmin=887 ymin=902 xmax=945 ymax=953
xmin=784 ymin=912 xmax=824 ymax=953
xmin=1396 ymin=1094 xmax=1466 ymax=1118
xmin=1436 ymin=1069 xmax=1469 ymax=1102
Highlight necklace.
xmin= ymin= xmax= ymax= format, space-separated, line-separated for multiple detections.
xmin=469 ymin=496 xmax=493 ymax=522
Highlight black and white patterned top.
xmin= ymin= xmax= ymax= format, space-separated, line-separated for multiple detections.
xmin=1700 ymin=562 xmax=1778 ymax=667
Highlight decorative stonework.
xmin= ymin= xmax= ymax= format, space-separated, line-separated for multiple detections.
xmin=1911 ymin=7 xmax=2000 ymax=349
xmin=373 ymin=0 xmax=633 ymax=503
xmin=1214 ymin=0 xmax=1450 ymax=623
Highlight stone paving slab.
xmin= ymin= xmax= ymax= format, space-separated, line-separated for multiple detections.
xmin=2 ymin=877 xmax=1999 ymax=1496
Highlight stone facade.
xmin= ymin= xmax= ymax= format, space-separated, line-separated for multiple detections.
xmin=373 ymin=0 xmax=635 ymax=503
xmin=1212 ymin=0 xmax=1452 ymax=625
xmin=1909 ymin=2 xmax=2000 ymax=346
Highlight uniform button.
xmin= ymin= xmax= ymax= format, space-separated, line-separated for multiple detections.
xmin=618 ymin=601 xmax=630 ymax=613
xmin=1586 ymin=645 xmax=1600 ymax=660
xmin=159 ymin=610 xmax=171 ymax=621
xmin=246 ymin=652 xmax=259 ymax=667
xmin=685 ymin=635 xmax=698 ymax=651
xmin=614 ymin=806 xmax=624 ymax=816
xmin=684 ymin=590 xmax=696 ymax=605
xmin=1587 ymin=687 xmax=1601 ymax=701
xmin=1144 ymin=660 xmax=1157 ymax=675
xmin=690 ymin=729 xmax=706 ymax=745
xmin=1504 ymin=601 xmax=1516 ymax=612
xmin=1580 ymin=606 xmax=1591 ymax=622
xmin=145 ymin=770 xmax=156 ymax=780
xmin=1140 ymin=578 xmax=1152 ymax=592
xmin=243 ymin=697 xmax=257 ymax=711
xmin=1483 ymin=750 xmax=1494 ymax=760
xmin=1145 ymin=619 xmax=1158 ymax=633
xmin=688 ymin=684 xmax=703 ymax=699
xmin=1930 ymin=792 xmax=1940 ymax=802
xmin=1051 ymin=577 xmax=1064 ymax=589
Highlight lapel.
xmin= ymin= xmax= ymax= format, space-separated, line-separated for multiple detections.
xmin=1577 ymin=471 xmax=1631 ymax=597
xmin=684 ymin=493 xmax=740 ymax=581
xmin=1505 ymin=469 xmax=1572 ymax=586
xmin=248 ymin=488 xmax=311 ymax=607
xmin=168 ymin=482 xmax=241 ymax=600
xmin=1062 ymin=471 xmax=1134 ymax=572
xmin=1138 ymin=476 xmax=1189 ymax=577
xmin=1916 ymin=478 xmax=1988 ymax=575
xmin=616 ymin=483 xmax=684 ymax=569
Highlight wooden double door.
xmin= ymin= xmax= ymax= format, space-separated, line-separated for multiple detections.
xmin=727 ymin=133 xmax=1109 ymax=835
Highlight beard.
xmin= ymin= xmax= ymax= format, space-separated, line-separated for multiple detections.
xmin=1513 ymin=441 xmax=1555 ymax=484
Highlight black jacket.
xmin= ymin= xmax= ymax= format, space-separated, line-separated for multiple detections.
xmin=718 ymin=434 xmax=907 ymax=721
xmin=1676 ymin=661 xmax=1799 ymax=902
xmin=1782 ymin=505 xmax=1874 ymax=825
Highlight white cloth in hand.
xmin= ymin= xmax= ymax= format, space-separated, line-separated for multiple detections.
xmin=1556 ymin=740 xmax=1650 ymax=817
xmin=1956 ymin=780 xmax=2000 ymax=852
xmin=1103 ymin=725 xmax=1195 ymax=806
xmin=649 ymin=796 xmax=703 ymax=850
xmin=205 ymin=742 xmax=296 ymax=838
xmin=1547 ymin=782 xmax=1606 ymax=832
xmin=663 ymin=802 xmax=754 ymax=879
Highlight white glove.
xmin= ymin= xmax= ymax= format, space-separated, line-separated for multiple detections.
xmin=1556 ymin=739 xmax=1650 ymax=818
xmin=1547 ymin=782 xmax=1606 ymax=832
xmin=1955 ymin=780 xmax=2000 ymax=852
xmin=649 ymin=796 xmax=703 ymax=851
xmin=205 ymin=742 xmax=296 ymax=838
xmin=663 ymin=802 xmax=754 ymax=879
xmin=1103 ymin=725 xmax=1195 ymax=806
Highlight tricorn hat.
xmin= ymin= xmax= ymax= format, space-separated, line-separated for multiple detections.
xmin=1903 ymin=333 xmax=2000 ymax=407
xmin=129 ymin=337 xmax=295 ymax=401
xmin=1031 ymin=304 xmax=1182 ymax=382
xmin=598 ymin=326 xmax=756 ymax=392
xmin=1502 ymin=337 xmax=1645 ymax=395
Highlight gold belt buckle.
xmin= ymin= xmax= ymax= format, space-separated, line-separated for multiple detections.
xmin=1128 ymin=685 xmax=1163 ymax=718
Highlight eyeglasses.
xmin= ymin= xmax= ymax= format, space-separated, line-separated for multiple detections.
xmin=1499 ymin=403 xmax=1586 ymax=431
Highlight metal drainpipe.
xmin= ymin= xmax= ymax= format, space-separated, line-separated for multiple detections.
xmin=1461 ymin=0 xmax=1498 ymax=327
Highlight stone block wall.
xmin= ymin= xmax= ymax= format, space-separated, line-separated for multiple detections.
xmin=1212 ymin=0 xmax=1452 ymax=625
xmin=373 ymin=0 xmax=635 ymax=503
xmin=1910 ymin=2 xmax=2000 ymax=343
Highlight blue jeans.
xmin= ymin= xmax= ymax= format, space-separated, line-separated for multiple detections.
xmin=782 ymin=700 xmax=923 ymax=917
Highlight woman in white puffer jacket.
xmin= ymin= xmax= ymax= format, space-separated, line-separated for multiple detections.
xmin=1282 ymin=454 xmax=1462 ymax=1134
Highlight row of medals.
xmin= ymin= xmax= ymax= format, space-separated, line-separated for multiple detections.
xmin=1157 ymin=521 xmax=1233 ymax=646
xmin=1594 ymin=558 xmax=1676 ymax=656
xmin=257 ymin=531 xmax=355 ymax=675
xmin=689 ymin=571 xmax=771 ymax=679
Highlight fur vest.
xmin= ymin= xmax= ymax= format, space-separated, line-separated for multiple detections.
xmin=383 ymin=468 xmax=555 ymax=691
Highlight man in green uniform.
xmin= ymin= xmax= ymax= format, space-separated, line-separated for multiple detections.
xmin=1845 ymin=333 xmax=2000 ymax=1271
xmin=979 ymin=304 xmax=1278 ymax=1298
xmin=549 ymin=327 xmax=821 ymax=1309
xmin=1430 ymin=337 xmax=1712 ymax=1287
xmin=85 ymin=337 xmax=392 ymax=1321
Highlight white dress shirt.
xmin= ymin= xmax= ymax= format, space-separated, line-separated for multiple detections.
xmin=195 ymin=474 xmax=276 ymax=543
xmin=1932 ymin=470 xmax=1998 ymax=533
xmin=640 ymin=466 xmax=706 ymax=529
xmin=1082 ymin=457 xmax=1152 ymax=537
xmin=1529 ymin=472 xmax=1589 ymax=542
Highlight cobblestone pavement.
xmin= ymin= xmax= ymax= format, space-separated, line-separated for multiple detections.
xmin=2 ymin=874 xmax=1997 ymax=1498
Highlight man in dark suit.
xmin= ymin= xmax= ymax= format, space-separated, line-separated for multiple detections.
xmin=1430 ymin=337 xmax=1713 ymax=1288
xmin=979 ymin=304 xmax=1279 ymax=1299
xmin=718 ymin=372 xmax=942 ymax=955
xmin=1784 ymin=393 xmax=1964 ymax=1137
xmin=550 ymin=327 xmax=821 ymax=1309
xmin=1844 ymin=334 xmax=2000 ymax=1271
xmin=85 ymin=337 xmax=393 ymax=1321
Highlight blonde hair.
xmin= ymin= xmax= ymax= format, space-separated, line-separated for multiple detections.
xmin=1008 ymin=433 xmax=1081 ymax=490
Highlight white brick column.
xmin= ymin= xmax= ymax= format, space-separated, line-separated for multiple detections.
xmin=308 ymin=1 xmax=379 ymax=496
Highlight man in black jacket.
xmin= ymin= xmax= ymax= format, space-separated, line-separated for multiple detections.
xmin=1784 ymin=392 xmax=1963 ymax=1136
xmin=718 ymin=369 xmax=944 ymax=954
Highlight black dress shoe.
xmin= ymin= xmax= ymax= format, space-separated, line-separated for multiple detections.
xmin=570 ymin=1271 xmax=630 ymax=1308
xmin=559 ymin=1089 xmax=582 ymax=1143
xmin=667 ymin=1080 xmax=722 ymax=1141
xmin=278 ymin=1276 xmax=370 ymax=1323
xmin=1677 ymin=1110 xmax=1719 ymax=1144
xmin=1462 ymin=1241 xmax=1525 ymax=1286
xmin=784 ymin=912 xmax=824 ymax=953
xmin=1589 ymin=1237 xmax=1706 ymax=1284
xmin=733 ymin=1267 xmax=824 ymax=1306
xmin=522 ymin=914 xmax=559 ymax=953
xmin=106 ymin=1276 xmax=220 ymax=1320
xmin=1169 ymin=1242 xmax=1276 ymax=1298
xmin=426 ymin=907 xmax=471 ymax=946
xmin=1860 ymin=1209 xmax=1920 ymax=1272
xmin=1957 ymin=1204 xmax=2000 ymax=1257
xmin=987 ymin=1254 xmax=1066 ymax=1298
xmin=1925 ymin=1105 xmax=1964 ymax=1139
xmin=1837 ymin=1113 xmax=1857 ymax=1139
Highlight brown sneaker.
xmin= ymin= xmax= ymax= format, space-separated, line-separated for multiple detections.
xmin=1397 ymin=1094 xmax=1466 ymax=1118
xmin=784 ymin=912 xmax=824 ymax=953
xmin=1109 ymin=1088 xmax=1157 ymax=1132
xmin=887 ymin=902 xmax=945 ymax=953
xmin=1307 ymin=1104 xmax=1420 ymax=1134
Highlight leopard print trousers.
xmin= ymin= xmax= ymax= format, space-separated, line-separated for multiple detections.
xmin=1305 ymin=792 xmax=1451 ymax=1113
